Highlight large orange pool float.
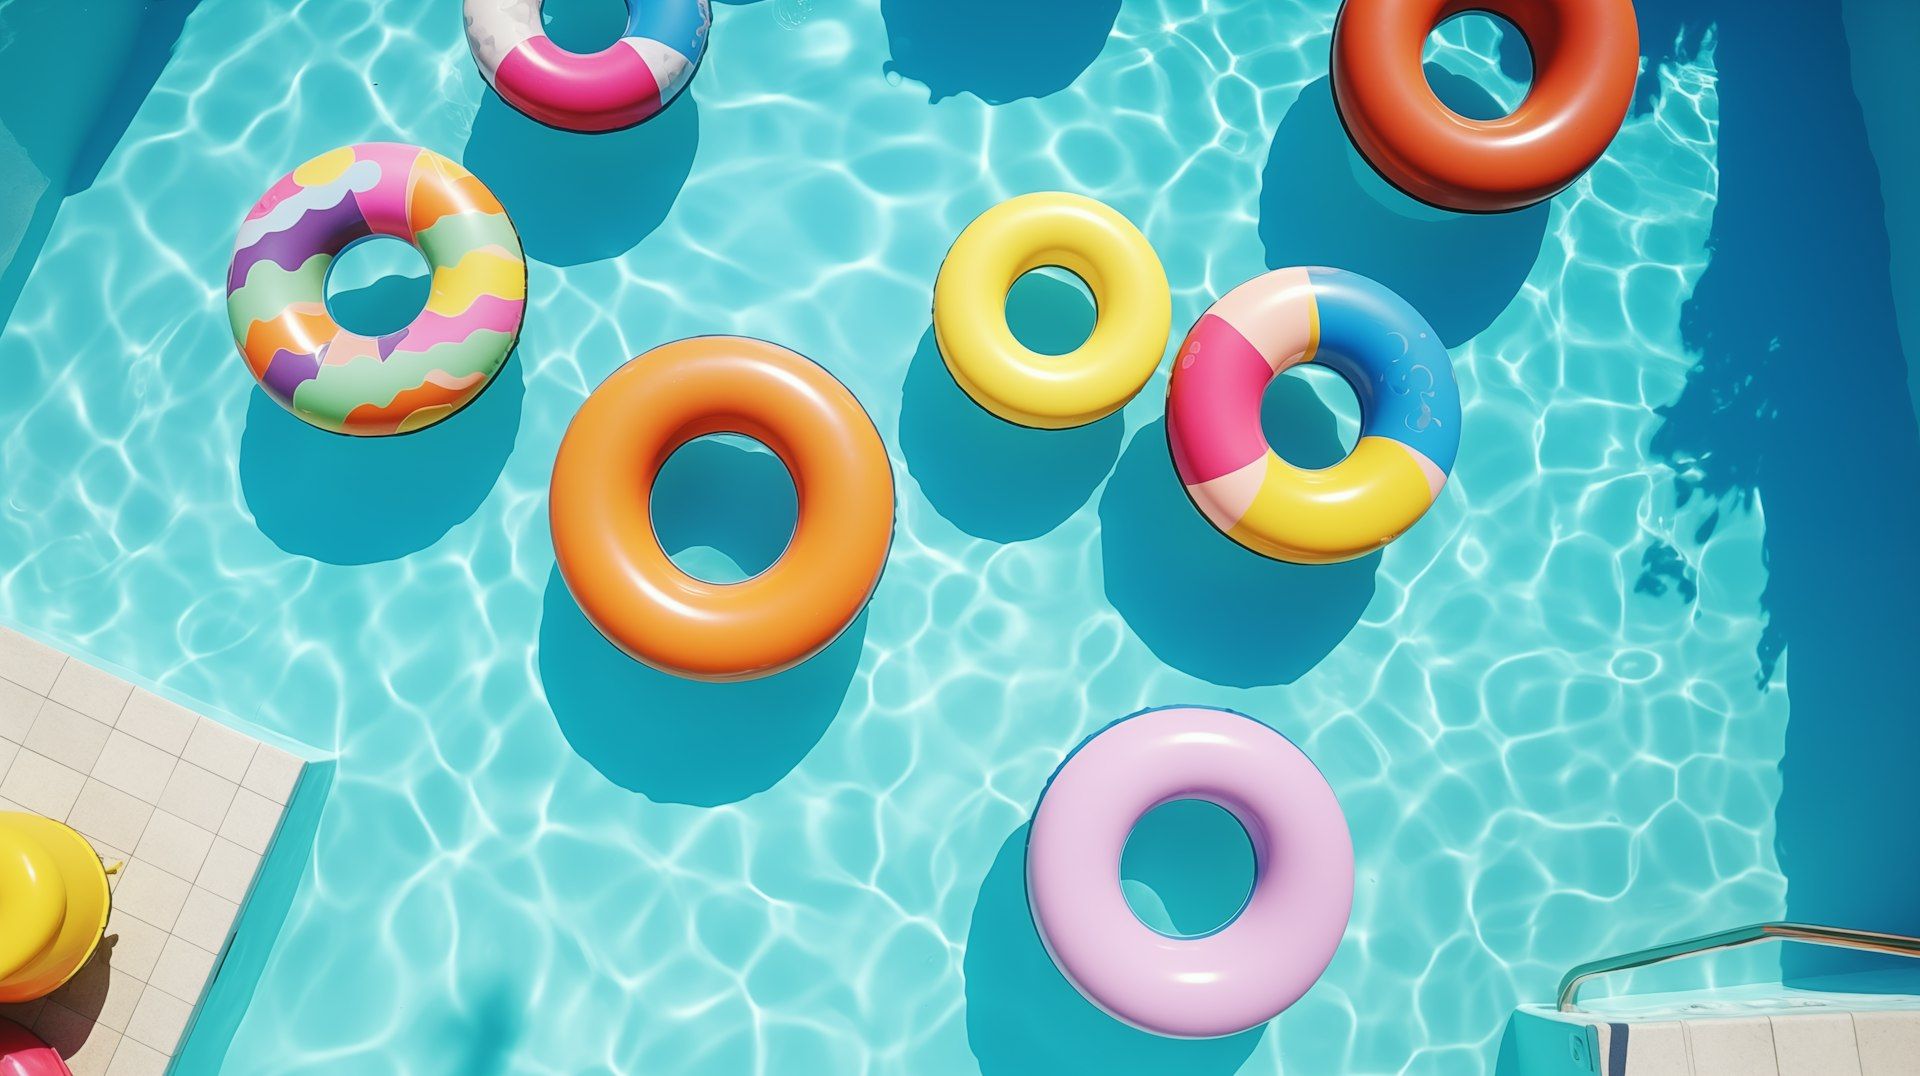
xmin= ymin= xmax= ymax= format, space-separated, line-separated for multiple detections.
xmin=550 ymin=336 xmax=893 ymax=682
xmin=1331 ymin=0 xmax=1639 ymax=213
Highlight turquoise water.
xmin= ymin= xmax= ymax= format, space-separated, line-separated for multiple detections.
xmin=0 ymin=0 xmax=1814 ymax=1071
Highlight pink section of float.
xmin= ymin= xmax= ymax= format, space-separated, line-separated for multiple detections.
xmin=0 ymin=1018 xmax=67 ymax=1076
xmin=1167 ymin=314 xmax=1280 ymax=487
xmin=494 ymin=38 xmax=663 ymax=131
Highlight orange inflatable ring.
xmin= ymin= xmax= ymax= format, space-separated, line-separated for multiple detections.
xmin=550 ymin=336 xmax=893 ymax=682
xmin=1331 ymin=0 xmax=1639 ymax=213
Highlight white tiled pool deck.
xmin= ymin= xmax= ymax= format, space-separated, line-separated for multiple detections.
xmin=0 ymin=627 xmax=307 ymax=1075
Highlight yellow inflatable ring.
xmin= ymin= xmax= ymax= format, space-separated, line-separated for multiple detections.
xmin=0 ymin=812 xmax=111 ymax=1003
xmin=933 ymin=193 xmax=1171 ymax=429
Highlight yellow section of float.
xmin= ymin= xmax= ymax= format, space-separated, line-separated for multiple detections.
xmin=0 ymin=812 xmax=112 ymax=1003
xmin=1227 ymin=438 xmax=1439 ymax=564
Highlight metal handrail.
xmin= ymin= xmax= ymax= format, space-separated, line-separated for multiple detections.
xmin=1557 ymin=922 xmax=1920 ymax=1012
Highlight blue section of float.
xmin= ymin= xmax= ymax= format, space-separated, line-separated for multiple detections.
xmin=627 ymin=0 xmax=709 ymax=63
xmin=1307 ymin=266 xmax=1460 ymax=473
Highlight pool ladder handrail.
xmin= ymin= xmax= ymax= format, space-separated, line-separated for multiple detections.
xmin=1557 ymin=921 xmax=1920 ymax=1012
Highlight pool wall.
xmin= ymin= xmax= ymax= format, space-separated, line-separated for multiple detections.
xmin=1843 ymin=0 xmax=1920 ymax=429
xmin=172 ymin=757 xmax=334 ymax=1075
xmin=0 ymin=0 xmax=200 ymax=326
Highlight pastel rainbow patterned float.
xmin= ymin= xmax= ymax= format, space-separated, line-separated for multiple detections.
xmin=225 ymin=143 xmax=526 ymax=436
xmin=465 ymin=0 xmax=711 ymax=132
xmin=1166 ymin=267 xmax=1460 ymax=563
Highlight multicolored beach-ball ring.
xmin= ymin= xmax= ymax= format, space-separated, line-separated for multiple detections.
xmin=465 ymin=0 xmax=710 ymax=132
xmin=1167 ymin=267 xmax=1460 ymax=563
xmin=225 ymin=143 xmax=526 ymax=436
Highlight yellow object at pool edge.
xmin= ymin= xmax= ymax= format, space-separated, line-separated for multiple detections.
xmin=933 ymin=192 xmax=1171 ymax=429
xmin=0 ymin=811 xmax=111 ymax=1003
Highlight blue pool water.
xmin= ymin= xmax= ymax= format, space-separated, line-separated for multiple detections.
xmin=2 ymin=0 xmax=1918 ymax=1071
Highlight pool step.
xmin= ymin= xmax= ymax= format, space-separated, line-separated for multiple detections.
xmin=1512 ymin=922 xmax=1920 ymax=1075
xmin=1511 ymin=998 xmax=1920 ymax=1074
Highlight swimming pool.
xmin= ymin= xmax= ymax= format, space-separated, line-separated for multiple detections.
xmin=2 ymin=0 xmax=1916 ymax=1071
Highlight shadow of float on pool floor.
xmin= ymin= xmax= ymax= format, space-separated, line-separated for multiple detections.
xmin=1259 ymin=72 xmax=1548 ymax=347
xmin=538 ymin=568 xmax=862 ymax=807
xmin=650 ymin=434 xmax=798 ymax=580
xmin=1098 ymin=404 xmax=1378 ymax=689
xmin=236 ymin=302 xmax=523 ymax=566
xmin=880 ymin=0 xmax=1120 ymax=104
xmin=898 ymin=272 xmax=1123 ymax=543
xmin=462 ymin=91 xmax=698 ymax=267
xmin=963 ymin=824 xmax=1266 ymax=1076
xmin=1628 ymin=0 xmax=1920 ymax=984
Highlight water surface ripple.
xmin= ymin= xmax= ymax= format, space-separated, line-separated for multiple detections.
xmin=0 ymin=3 xmax=1772 ymax=1072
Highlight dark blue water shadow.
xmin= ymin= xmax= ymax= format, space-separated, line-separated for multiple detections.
xmin=899 ymin=272 xmax=1122 ymax=542
xmin=236 ymin=276 xmax=523 ymax=566
xmin=462 ymin=90 xmax=698 ymax=266
xmin=538 ymin=0 xmax=631 ymax=52
xmin=1098 ymin=397 xmax=1378 ymax=688
xmin=436 ymin=980 xmax=524 ymax=1075
xmin=1631 ymin=1 xmax=1920 ymax=981
xmin=1424 ymin=12 xmax=1535 ymax=121
xmin=651 ymin=435 xmax=797 ymax=581
xmin=964 ymin=823 xmax=1265 ymax=1074
xmin=326 ymin=242 xmax=429 ymax=335
xmin=539 ymin=568 xmax=862 ymax=807
xmin=1261 ymin=73 xmax=1548 ymax=346
xmin=1485 ymin=16 xmax=1535 ymax=94
xmin=880 ymin=0 xmax=1120 ymax=104
xmin=1120 ymin=799 xmax=1256 ymax=937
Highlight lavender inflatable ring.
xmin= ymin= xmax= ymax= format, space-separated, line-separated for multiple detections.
xmin=1025 ymin=706 xmax=1354 ymax=1038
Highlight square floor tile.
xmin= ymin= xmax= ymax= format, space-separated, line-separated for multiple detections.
xmin=156 ymin=761 xmax=233 ymax=832
xmin=0 ymin=627 xmax=65 ymax=694
xmin=84 ymin=832 xmax=129 ymax=870
xmin=23 ymin=705 xmax=105 ymax=777
xmin=219 ymin=786 xmax=280 ymax=855
xmin=104 ymin=1037 xmax=168 ymax=1076
xmin=196 ymin=838 xmax=260 ymax=904
xmin=104 ymin=908 xmax=167 ymax=982
xmin=34 ymin=1001 xmax=121 ymax=1076
xmin=25 ymin=701 xmax=112 ymax=776
xmin=133 ymin=810 xmax=214 ymax=882
xmin=182 ymin=717 xmax=255 ymax=783
xmin=114 ymin=692 xmax=195 ymax=756
xmin=0 ymin=738 xmax=17 ymax=785
xmin=147 ymin=936 xmax=215 ymax=1004
xmin=0 ymin=998 xmax=48 ymax=1029
xmin=0 ymin=678 xmax=42 ymax=742
xmin=0 ymin=749 xmax=86 ymax=818
xmin=49 ymin=957 xmax=145 ymax=1034
xmin=90 ymin=732 xmax=174 ymax=806
xmin=67 ymin=780 xmax=153 ymax=852
xmin=123 ymin=988 xmax=191 ymax=1054
xmin=48 ymin=662 xmax=133 ymax=725
xmin=242 ymin=744 xmax=302 ymax=804
xmin=172 ymin=887 xmax=239 ymax=953
xmin=112 ymin=862 xmax=190 ymax=935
